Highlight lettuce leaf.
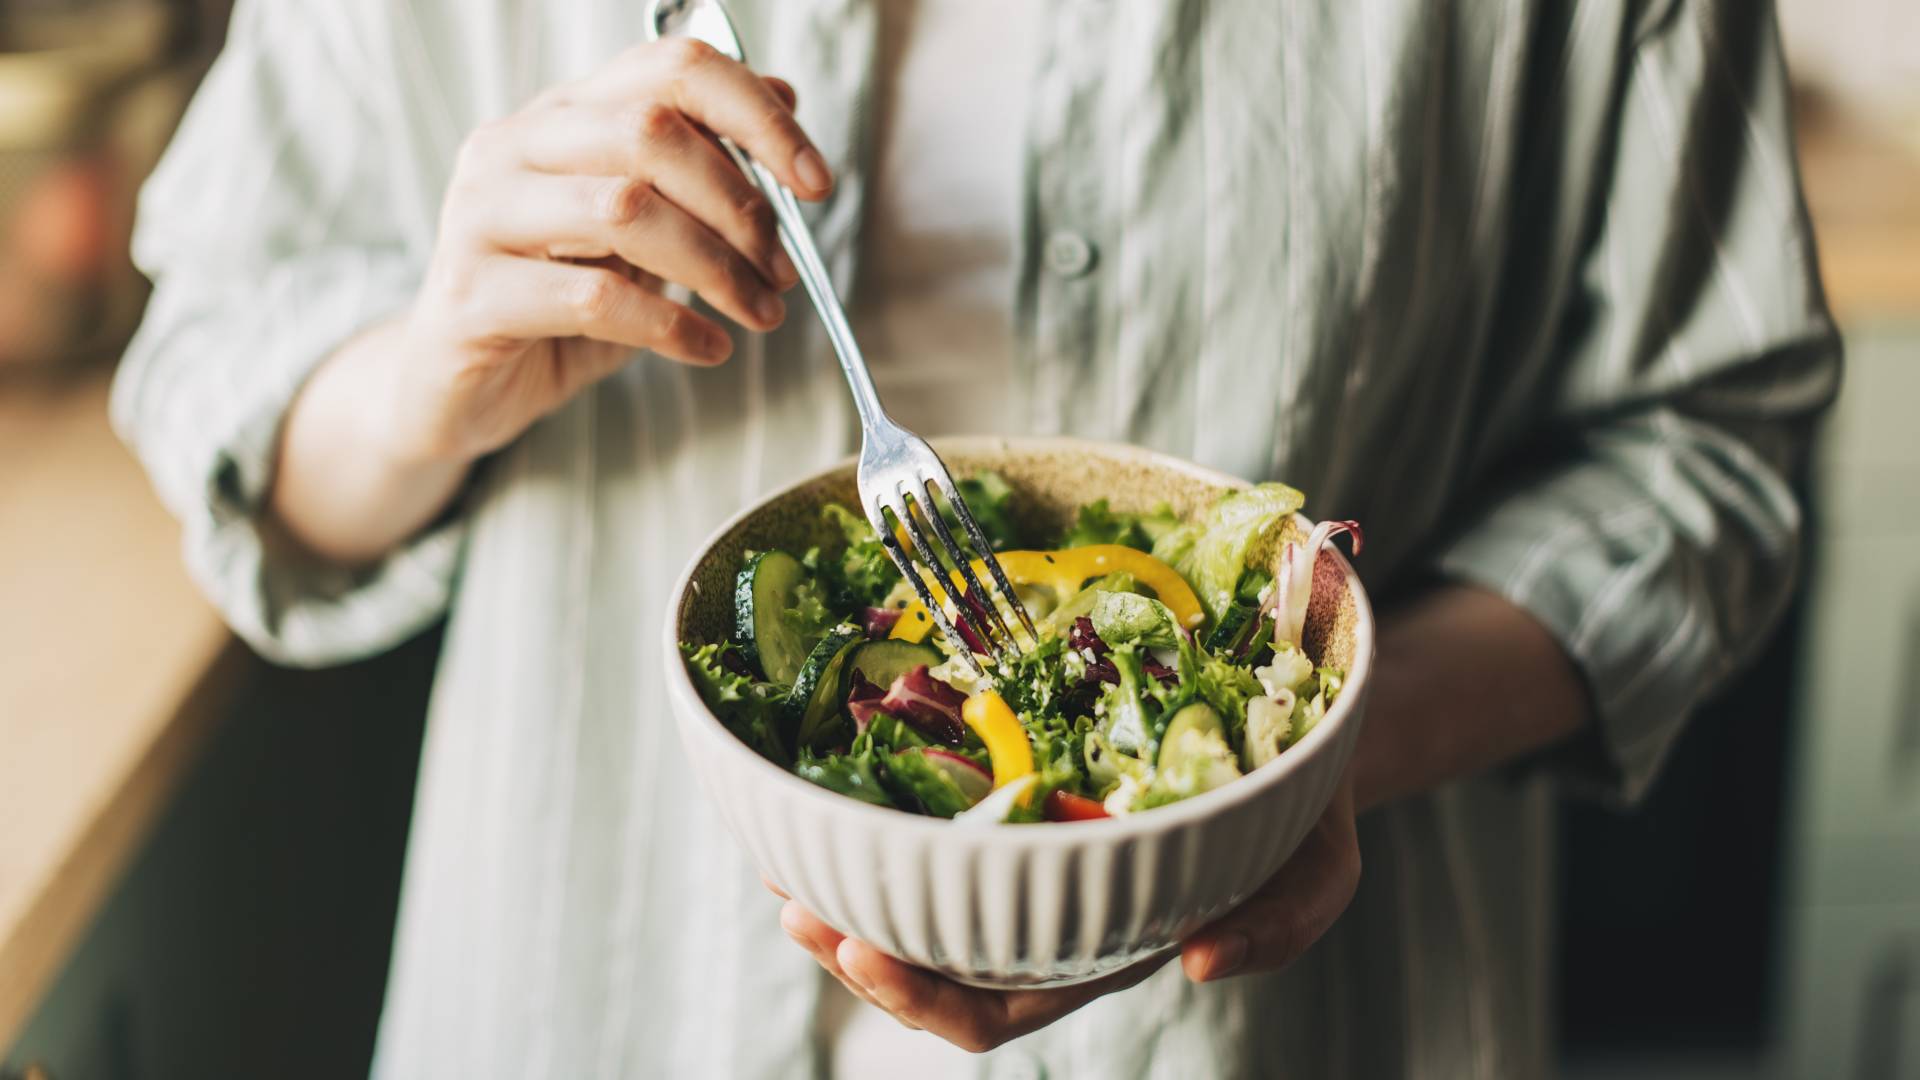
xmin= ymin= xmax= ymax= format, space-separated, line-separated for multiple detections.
xmin=1088 ymin=591 xmax=1182 ymax=650
xmin=1195 ymin=651 xmax=1262 ymax=745
xmin=683 ymin=642 xmax=791 ymax=766
xmin=1061 ymin=499 xmax=1179 ymax=551
xmin=950 ymin=472 xmax=1021 ymax=552
xmin=818 ymin=504 xmax=899 ymax=608
xmin=993 ymin=634 xmax=1073 ymax=721
xmin=864 ymin=712 xmax=933 ymax=752
xmin=794 ymin=746 xmax=894 ymax=807
xmin=1042 ymin=572 xmax=1143 ymax=634
xmin=1102 ymin=647 xmax=1153 ymax=754
xmin=1150 ymin=483 xmax=1306 ymax=625
xmin=879 ymin=749 xmax=975 ymax=818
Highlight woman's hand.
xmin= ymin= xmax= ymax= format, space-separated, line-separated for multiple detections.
xmin=775 ymin=776 xmax=1361 ymax=1054
xmin=394 ymin=38 xmax=828 ymax=465
xmin=272 ymin=39 xmax=829 ymax=562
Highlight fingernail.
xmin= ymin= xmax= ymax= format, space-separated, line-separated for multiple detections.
xmin=1205 ymin=931 xmax=1249 ymax=980
xmin=778 ymin=903 xmax=807 ymax=935
xmin=769 ymin=248 xmax=798 ymax=287
xmin=837 ymin=942 xmax=878 ymax=994
xmin=754 ymin=292 xmax=785 ymax=326
xmin=793 ymin=147 xmax=832 ymax=194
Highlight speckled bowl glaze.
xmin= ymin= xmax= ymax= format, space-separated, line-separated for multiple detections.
xmin=662 ymin=437 xmax=1373 ymax=988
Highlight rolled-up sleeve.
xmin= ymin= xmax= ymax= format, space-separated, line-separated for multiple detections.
xmin=112 ymin=0 xmax=458 ymax=667
xmin=1435 ymin=1 xmax=1841 ymax=803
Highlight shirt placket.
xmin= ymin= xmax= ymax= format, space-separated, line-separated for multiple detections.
xmin=1017 ymin=1 xmax=1114 ymax=439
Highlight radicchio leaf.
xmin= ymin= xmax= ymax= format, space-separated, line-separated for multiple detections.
xmin=846 ymin=665 xmax=968 ymax=745
xmin=1071 ymin=617 xmax=1175 ymax=685
xmin=1268 ymin=519 xmax=1364 ymax=648
xmin=862 ymin=606 xmax=902 ymax=639
xmin=846 ymin=673 xmax=889 ymax=732
xmin=1069 ymin=616 xmax=1109 ymax=660
xmin=718 ymin=647 xmax=756 ymax=680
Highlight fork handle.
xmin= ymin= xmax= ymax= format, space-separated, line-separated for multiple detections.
xmin=718 ymin=142 xmax=890 ymax=430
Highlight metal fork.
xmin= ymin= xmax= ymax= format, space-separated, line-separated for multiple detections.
xmin=647 ymin=0 xmax=1036 ymax=675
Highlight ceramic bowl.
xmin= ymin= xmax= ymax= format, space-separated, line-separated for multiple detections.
xmin=662 ymin=437 xmax=1374 ymax=988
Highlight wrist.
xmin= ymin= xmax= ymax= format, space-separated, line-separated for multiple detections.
xmin=268 ymin=314 xmax=475 ymax=565
xmin=1347 ymin=583 xmax=1590 ymax=814
xmin=363 ymin=312 xmax=485 ymax=471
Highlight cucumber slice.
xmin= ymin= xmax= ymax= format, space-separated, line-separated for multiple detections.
xmin=1156 ymin=702 xmax=1226 ymax=772
xmin=791 ymin=627 xmax=863 ymax=750
xmin=734 ymin=550 xmax=811 ymax=684
xmin=844 ymin=640 xmax=943 ymax=695
xmin=1205 ymin=602 xmax=1258 ymax=654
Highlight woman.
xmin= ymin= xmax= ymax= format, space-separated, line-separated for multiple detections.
xmin=116 ymin=1 xmax=1837 ymax=1076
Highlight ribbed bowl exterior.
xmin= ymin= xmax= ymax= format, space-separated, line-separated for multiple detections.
xmin=663 ymin=437 xmax=1374 ymax=988
xmin=666 ymin=668 xmax=1366 ymax=987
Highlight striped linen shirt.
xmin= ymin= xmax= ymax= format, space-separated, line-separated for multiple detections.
xmin=112 ymin=1 xmax=1840 ymax=1077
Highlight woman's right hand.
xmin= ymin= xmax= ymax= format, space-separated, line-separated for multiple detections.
xmin=270 ymin=39 xmax=830 ymax=564
xmin=388 ymin=38 xmax=831 ymax=466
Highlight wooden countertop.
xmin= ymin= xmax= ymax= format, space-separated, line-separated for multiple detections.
xmin=1796 ymin=98 xmax=1920 ymax=320
xmin=0 ymin=371 xmax=243 ymax=1049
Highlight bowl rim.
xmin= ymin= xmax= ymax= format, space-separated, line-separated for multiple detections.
xmin=660 ymin=435 xmax=1375 ymax=846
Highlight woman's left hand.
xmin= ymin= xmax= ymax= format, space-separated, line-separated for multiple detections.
xmin=774 ymin=774 xmax=1360 ymax=1054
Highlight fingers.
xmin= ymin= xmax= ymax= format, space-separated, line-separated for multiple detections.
xmin=589 ymin=39 xmax=833 ymax=199
xmin=779 ymin=904 xmax=900 ymax=1021
xmin=511 ymin=104 xmax=797 ymax=290
xmin=759 ymin=873 xmax=789 ymax=900
xmin=833 ymin=936 xmax=1166 ymax=1054
xmin=456 ymin=256 xmax=733 ymax=365
xmin=777 ymin=897 xmax=1168 ymax=1054
xmin=762 ymin=76 xmax=797 ymax=111
xmin=476 ymin=171 xmax=785 ymax=331
xmin=1179 ymin=784 xmax=1361 ymax=983
xmin=834 ymin=939 xmax=1006 ymax=1052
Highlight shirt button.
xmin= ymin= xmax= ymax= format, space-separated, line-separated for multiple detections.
xmin=1043 ymin=230 xmax=1096 ymax=278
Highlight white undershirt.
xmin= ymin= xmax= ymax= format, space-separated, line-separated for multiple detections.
xmin=828 ymin=1 xmax=1036 ymax=1075
xmin=851 ymin=0 xmax=1033 ymax=439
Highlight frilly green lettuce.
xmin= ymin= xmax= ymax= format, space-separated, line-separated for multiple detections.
xmin=1061 ymin=498 xmax=1181 ymax=551
xmin=684 ymin=642 xmax=790 ymax=765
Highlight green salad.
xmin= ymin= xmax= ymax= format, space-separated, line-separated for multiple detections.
xmin=681 ymin=476 xmax=1361 ymax=823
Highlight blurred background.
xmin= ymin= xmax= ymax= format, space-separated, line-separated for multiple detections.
xmin=0 ymin=1 xmax=1914 ymax=1077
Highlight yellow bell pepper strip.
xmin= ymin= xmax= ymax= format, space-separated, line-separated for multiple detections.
xmin=962 ymin=690 xmax=1034 ymax=789
xmin=888 ymin=601 xmax=935 ymax=643
xmin=901 ymin=545 xmax=1206 ymax=634
xmin=995 ymin=547 xmax=1203 ymax=630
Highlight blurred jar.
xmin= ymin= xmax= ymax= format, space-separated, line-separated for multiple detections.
xmin=0 ymin=0 xmax=188 ymax=372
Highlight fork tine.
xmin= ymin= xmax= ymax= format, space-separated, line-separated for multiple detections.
xmin=868 ymin=494 xmax=986 ymax=678
xmin=907 ymin=490 xmax=1017 ymax=663
xmin=896 ymin=488 xmax=1016 ymax=665
xmin=916 ymin=479 xmax=1022 ymax=655
xmin=943 ymin=479 xmax=1040 ymax=644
